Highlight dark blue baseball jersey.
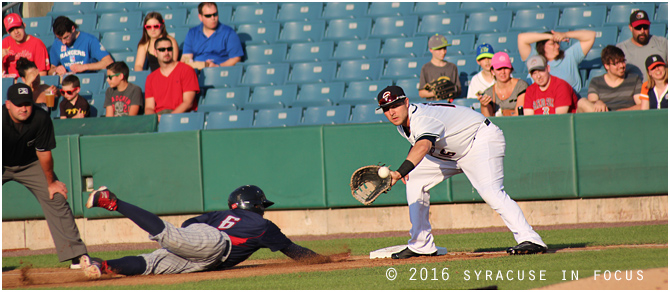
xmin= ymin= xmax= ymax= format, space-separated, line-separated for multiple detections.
xmin=181 ymin=209 xmax=293 ymax=268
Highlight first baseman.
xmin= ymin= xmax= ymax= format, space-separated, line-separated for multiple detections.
xmin=377 ymin=85 xmax=547 ymax=259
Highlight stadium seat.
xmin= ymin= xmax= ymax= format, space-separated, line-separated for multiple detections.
xmin=277 ymin=3 xmax=323 ymax=21
xmin=380 ymin=36 xmax=428 ymax=58
xmin=444 ymin=55 xmax=478 ymax=97
xmin=168 ymin=27 xmax=190 ymax=49
xmin=416 ymin=13 xmax=466 ymax=36
xmin=187 ymin=6 xmax=233 ymax=25
xmin=23 ymin=16 xmax=52 ymax=37
xmin=88 ymin=93 xmax=107 ymax=117
xmin=135 ymin=2 xmax=174 ymax=11
xmin=293 ymin=82 xmax=345 ymax=107
xmin=475 ymin=32 xmax=519 ymax=54
xmin=302 ymin=105 xmax=351 ymax=125
xmin=241 ymin=63 xmax=290 ymax=86
xmin=331 ymin=39 xmax=381 ymax=60
xmin=101 ymin=30 xmax=143 ymax=53
xmin=253 ymin=108 xmax=302 ymax=127
xmin=245 ymin=84 xmax=297 ymax=110
xmin=322 ymin=2 xmax=369 ymax=19
xmin=147 ymin=9 xmax=188 ymax=29
xmin=2 ymin=78 xmax=14 ymax=99
xmin=452 ymin=98 xmax=481 ymax=111
xmin=370 ymin=15 xmax=419 ymax=38
xmin=607 ymin=4 xmax=656 ymax=26
xmin=42 ymin=35 xmax=55 ymax=51
xmin=158 ymin=112 xmax=205 ymax=132
xmin=340 ymin=80 xmax=393 ymax=105
xmin=231 ymin=4 xmax=278 ymax=24
xmin=198 ymin=87 xmax=250 ymax=113
xmin=556 ymin=5 xmax=607 ymax=29
xmin=383 ymin=57 xmax=431 ymax=79
xmin=505 ymin=2 xmax=544 ymax=10
xmin=39 ymin=75 xmax=60 ymax=87
xmin=111 ymin=51 xmax=136 ymax=64
xmin=243 ymin=43 xmax=288 ymax=64
xmin=579 ymin=48 xmax=603 ymax=70
xmin=96 ymin=11 xmax=143 ymax=33
xmin=442 ymin=34 xmax=475 ymax=56
xmin=348 ymin=104 xmax=387 ymax=124
xmin=367 ymin=2 xmax=415 ymax=17
xmin=94 ymin=2 xmax=138 ymax=13
xmin=286 ymin=41 xmax=335 ymax=62
xmin=458 ymin=2 xmax=506 ymax=13
xmin=412 ymin=2 xmax=460 ymax=15
xmin=335 ymin=59 xmax=385 ymax=82
xmin=465 ymin=10 xmax=513 ymax=34
xmin=77 ymin=72 xmax=106 ymax=95
xmin=548 ymin=2 xmax=588 ymax=8
xmin=199 ymin=66 xmax=244 ymax=89
xmin=278 ymin=20 xmax=326 ymax=43
xmin=510 ymin=8 xmax=559 ymax=32
xmin=590 ymin=26 xmax=619 ymax=49
xmin=127 ymin=70 xmax=151 ymax=92
xmin=49 ymin=2 xmax=95 ymax=15
xmin=236 ymin=22 xmax=281 ymax=44
xmin=395 ymin=78 xmax=421 ymax=99
xmin=587 ymin=68 xmax=607 ymax=81
xmin=657 ymin=3 xmax=668 ymax=22
xmin=62 ymin=14 xmax=98 ymax=35
xmin=205 ymin=110 xmax=254 ymax=129
xmin=323 ymin=18 xmax=372 ymax=41
xmin=288 ymin=61 xmax=338 ymax=84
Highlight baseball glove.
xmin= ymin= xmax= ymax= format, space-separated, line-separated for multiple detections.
xmin=424 ymin=76 xmax=457 ymax=101
xmin=350 ymin=165 xmax=392 ymax=205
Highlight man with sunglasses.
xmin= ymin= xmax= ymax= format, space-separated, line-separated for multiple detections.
xmin=616 ymin=10 xmax=668 ymax=81
xmin=48 ymin=16 xmax=113 ymax=75
xmin=376 ymin=85 xmax=547 ymax=259
xmin=2 ymin=13 xmax=50 ymax=78
xmin=181 ymin=2 xmax=243 ymax=69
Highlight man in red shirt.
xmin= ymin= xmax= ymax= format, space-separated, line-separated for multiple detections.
xmin=523 ymin=55 xmax=578 ymax=115
xmin=145 ymin=37 xmax=200 ymax=121
xmin=2 ymin=13 xmax=50 ymax=78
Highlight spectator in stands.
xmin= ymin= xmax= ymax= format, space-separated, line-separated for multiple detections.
xmin=518 ymin=29 xmax=596 ymax=93
xmin=2 ymin=13 xmax=50 ymax=78
xmin=616 ymin=10 xmax=668 ymax=81
xmin=577 ymin=45 xmax=642 ymax=112
xmin=3 ymin=83 xmax=89 ymax=269
xmin=478 ymin=52 xmax=527 ymax=117
xmin=105 ymin=61 xmax=144 ymax=117
xmin=59 ymin=75 xmax=90 ymax=119
xmin=181 ymin=2 xmax=243 ymax=69
xmin=16 ymin=57 xmax=57 ymax=112
xmin=134 ymin=12 xmax=180 ymax=72
xmin=48 ymin=16 xmax=113 ymax=75
xmin=145 ymin=37 xmax=200 ymax=122
xmin=523 ymin=55 xmax=578 ymax=115
xmin=419 ymin=34 xmax=461 ymax=100
xmin=467 ymin=43 xmax=496 ymax=100
xmin=640 ymin=54 xmax=668 ymax=110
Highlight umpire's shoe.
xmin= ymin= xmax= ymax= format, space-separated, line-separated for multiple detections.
xmin=86 ymin=186 xmax=118 ymax=211
xmin=506 ymin=241 xmax=547 ymax=255
xmin=391 ymin=247 xmax=438 ymax=259
xmin=80 ymin=255 xmax=103 ymax=279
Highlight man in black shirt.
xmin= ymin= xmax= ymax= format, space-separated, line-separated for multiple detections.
xmin=2 ymin=83 xmax=88 ymax=268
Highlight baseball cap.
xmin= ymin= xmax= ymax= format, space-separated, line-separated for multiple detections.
xmin=630 ymin=10 xmax=651 ymax=27
xmin=3 ymin=13 xmax=23 ymax=31
xmin=526 ymin=55 xmax=548 ymax=72
xmin=377 ymin=85 xmax=407 ymax=109
xmin=428 ymin=34 xmax=451 ymax=50
xmin=476 ymin=43 xmax=495 ymax=61
xmin=491 ymin=52 xmax=512 ymax=70
xmin=7 ymin=83 xmax=33 ymax=106
xmin=645 ymin=54 xmax=666 ymax=71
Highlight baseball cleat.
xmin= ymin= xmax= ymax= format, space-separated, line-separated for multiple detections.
xmin=391 ymin=247 xmax=438 ymax=259
xmin=506 ymin=241 xmax=547 ymax=255
xmin=80 ymin=255 xmax=102 ymax=279
xmin=86 ymin=186 xmax=118 ymax=211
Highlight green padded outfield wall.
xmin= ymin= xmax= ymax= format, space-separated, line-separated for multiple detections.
xmin=53 ymin=115 xmax=157 ymax=136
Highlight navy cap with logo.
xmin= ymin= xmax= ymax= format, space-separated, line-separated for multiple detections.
xmin=377 ymin=85 xmax=407 ymax=109
xmin=6 ymin=83 xmax=33 ymax=106
xmin=629 ymin=10 xmax=650 ymax=27
xmin=645 ymin=54 xmax=666 ymax=71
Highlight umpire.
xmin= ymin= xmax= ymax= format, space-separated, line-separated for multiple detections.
xmin=3 ymin=83 xmax=88 ymax=268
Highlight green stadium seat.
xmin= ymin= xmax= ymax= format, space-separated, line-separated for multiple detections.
xmin=253 ymin=108 xmax=302 ymax=127
xmin=302 ymin=105 xmax=351 ymax=125
xmin=287 ymin=41 xmax=334 ymax=62
xmin=331 ymin=39 xmax=381 ymax=60
xmin=158 ymin=112 xmax=205 ymax=132
xmin=205 ymin=110 xmax=254 ymax=129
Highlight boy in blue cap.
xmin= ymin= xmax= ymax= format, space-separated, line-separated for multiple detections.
xmin=467 ymin=43 xmax=496 ymax=99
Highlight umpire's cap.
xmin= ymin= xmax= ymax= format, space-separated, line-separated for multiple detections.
xmin=377 ymin=86 xmax=407 ymax=110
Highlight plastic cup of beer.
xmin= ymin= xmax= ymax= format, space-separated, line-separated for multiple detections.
xmin=45 ymin=90 xmax=55 ymax=108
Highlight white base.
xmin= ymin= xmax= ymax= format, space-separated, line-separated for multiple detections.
xmin=369 ymin=245 xmax=448 ymax=259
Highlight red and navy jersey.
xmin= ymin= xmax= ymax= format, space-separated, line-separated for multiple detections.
xmin=181 ymin=209 xmax=293 ymax=268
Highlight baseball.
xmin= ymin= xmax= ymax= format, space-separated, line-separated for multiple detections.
xmin=378 ymin=166 xmax=390 ymax=178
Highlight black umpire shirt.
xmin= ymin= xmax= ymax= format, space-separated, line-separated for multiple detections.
xmin=2 ymin=105 xmax=56 ymax=167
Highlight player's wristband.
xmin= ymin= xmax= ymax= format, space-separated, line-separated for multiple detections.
xmin=396 ymin=160 xmax=415 ymax=177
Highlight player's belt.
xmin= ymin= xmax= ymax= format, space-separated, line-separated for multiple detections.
xmin=483 ymin=119 xmax=490 ymax=126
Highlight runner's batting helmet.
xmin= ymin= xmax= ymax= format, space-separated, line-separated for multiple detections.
xmin=228 ymin=185 xmax=275 ymax=215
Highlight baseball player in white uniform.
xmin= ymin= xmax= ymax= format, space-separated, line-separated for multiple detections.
xmin=377 ymin=86 xmax=547 ymax=259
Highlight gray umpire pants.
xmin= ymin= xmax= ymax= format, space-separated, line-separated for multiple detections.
xmin=3 ymin=160 xmax=88 ymax=262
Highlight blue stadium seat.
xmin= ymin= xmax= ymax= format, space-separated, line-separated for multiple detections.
xmin=136 ymin=2 xmax=174 ymax=11
xmin=77 ymin=72 xmax=106 ymax=95
xmin=111 ymin=51 xmax=137 ymax=65
xmin=323 ymin=18 xmax=372 ymax=41
xmin=49 ymin=2 xmax=95 ymax=15
xmin=293 ymin=82 xmax=345 ymax=107
xmin=442 ymin=34 xmax=475 ymax=56
xmin=277 ymin=3 xmax=323 ymax=21
xmin=302 ymin=105 xmax=351 ymax=125
xmin=94 ymin=2 xmax=138 ymax=13
xmin=127 ymin=70 xmax=151 ymax=92
xmin=549 ymin=2 xmax=588 ymax=8
xmin=509 ymin=52 xmax=525 ymax=73
xmin=62 ymin=14 xmax=98 ymax=35
xmin=101 ymin=30 xmax=143 ymax=53
xmin=231 ymin=4 xmax=278 ymax=24
xmin=510 ymin=8 xmax=559 ymax=32
xmin=205 ymin=110 xmax=254 ymax=129
xmin=198 ymin=87 xmax=250 ymax=113
xmin=322 ymin=2 xmax=369 ymax=19
xmin=158 ymin=112 xmax=205 ymax=132
xmin=2 ymin=78 xmax=14 ymax=101
xmin=380 ymin=36 xmax=428 ymax=58
xmin=40 ymin=75 xmax=60 ymax=87
xmin=465 ymin=10 xmax=513 ymax=34
xmin=287 ymin=41 xmax=334 ymax=62
xmin=335 ymin=59 xmax=385 ymax=82
xmin=556 ymin=5 xmax=607 ymax=29
xmin=236 ymin=22 xmax=281 ymax=44
xmin=452 ymin=98 xmax=481 ymax=111
xmin=147 ymin=9 xmax=188 ymax=29
xmin=288 ymin=61 xmax=338 ymax=84
xmin=368 ymin=2 xmax=415 ymax=17
xmin=340 ymin=80 xmax=393 ymax=105
xmin=657 ymin=3 xmax=668 ymax=22
xmin=458 ymin=2 xmax=506 ymax=13
xmin=348 ymin=104 xmax=387 ymax=124
xmin=331 ymin=39 xmax=381 ymax=60
xmin=88 ymin=93 xmax=107 ymax=117
xmin=444 ymin=55 xmax=478 ymax=97
xmin=186 ymin=6 xmax=233 ymax=25
xmin=370 ymin=15 xmax=419 ymax=38
xmin=416 ymin=13 xmax=466 ymax=36
xmin=505 ymin=2 xmax=544 ymax=10
xmin=579 ymin=48 xmax=603 ymax=70
xmin=278 ymin=20 xmax=326 ymax=43
xmin=590 ymin=26 xmax=619 ymax=49
xmin=383 ymin=57 xmax=431 ymax=79
xmin=41 ymin=35 xmax=55 ymax=51
xmin=253 ymin=108 xmax=302 ymax=127
xmin=395 ymin=78 xmax=421 ymax=99
xmin=587 ymin=68 xmax=607 ymax=81
xmin=412 ymin=2 xmax=460 ymax=15
xmin=168 ymin=27 xmax=190 ymax=50
xmin=96 ymin=11 xmax=143 ymax=33
xmin=475 ymin=32 xmax=519 ymax=54
xmin=199 ymin=66 xmax=244 ymax=89
xmin=241 ymin=63 xmax=290 ymax=86
xmin=23 ymin=16 xmax=52 ymax=37
xmin=607 ymin=4 xmax=656 ymax=26
xmin=245 ymin=84 xmax=297 ymax=110
xmin=243 ymin=43 xmax=288 ymax=64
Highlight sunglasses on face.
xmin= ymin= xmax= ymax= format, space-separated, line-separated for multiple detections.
xmin=144 ymin=24 xmax=162 ymax=30
xmin=634 ymin=25 xmax=650 ymax=31
xmin=60 ymin=87 xmax=79 ymax=95
xmin=202 ymin=12 xmax=218 ymax=18
xmin=156 ymin=47 xmax=174 ymax=52
xmin=107 ymin=73 xmax=121 ymax=80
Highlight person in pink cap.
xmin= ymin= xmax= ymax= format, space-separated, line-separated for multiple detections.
xmin=478 ymin=52 xmax=528 ymax=117
xmin=2 ymin=13 xmax=50 ymax=78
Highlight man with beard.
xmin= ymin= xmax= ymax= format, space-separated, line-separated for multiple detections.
xmin=616 ymin=10 xmax=668 ymax=81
